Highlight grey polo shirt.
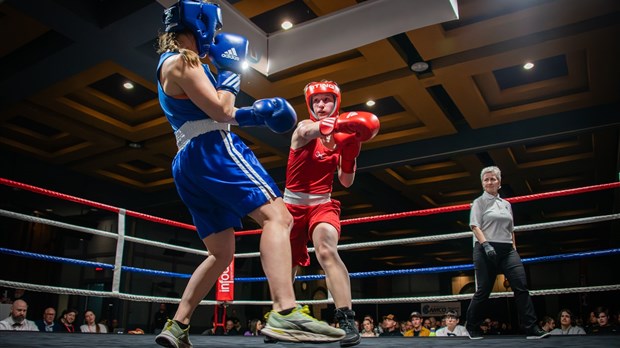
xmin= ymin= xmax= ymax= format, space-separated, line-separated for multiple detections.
xmin=470 ymin=191 xmax=514 ymax=244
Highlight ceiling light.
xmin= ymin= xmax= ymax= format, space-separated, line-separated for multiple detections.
xmin=366 ymin=100 xmax=375 ymax=107
xmin=523 ymin=62 xmax=534 ymax=70
xmin=123 ymin=81 xmax=134 ymax=89
xmin=281 ymin=20 xmax=293 ymax=30
xmin=410 ymin=61 xmax=429 ymax=72
xmin=242 ymin=61 xmax=249 ymax=70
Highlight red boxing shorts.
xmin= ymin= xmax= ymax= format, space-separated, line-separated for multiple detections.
xmin=285 ymin=199 xmax=341 ymax=267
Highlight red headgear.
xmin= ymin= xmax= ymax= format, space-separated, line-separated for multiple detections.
xmin=304 ymin=81 xmax=341 ymax=121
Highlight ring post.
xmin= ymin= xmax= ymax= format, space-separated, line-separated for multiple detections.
xmin=112 ymin=209 xmax=127 ymax=294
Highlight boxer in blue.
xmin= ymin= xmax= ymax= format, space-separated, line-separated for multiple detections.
xmin=155 ymin=1 xmax=344 ymax=347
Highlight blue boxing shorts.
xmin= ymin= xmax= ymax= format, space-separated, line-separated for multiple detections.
xmin=172 ymin=130 xmax=281 ymax=239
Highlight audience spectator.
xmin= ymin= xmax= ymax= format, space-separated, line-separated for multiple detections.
xmin=360 ymin=319 xmax=377 ymax=337
xmin=379 ymin=314 xmax=402 ymax=336
xmin=243 ymin=318 xmax=263 ymax=336
xmin=435 ymin=318 xmax=443 ymax=331
xmin=400 ymin=319 xmax=412 ymax=335
xmin=589 ymin=306 xmax=619 ymax=335
xmin=574 ymin=316 xmax=583 ymax=328
xmin=152 ymin=303 xmax=170 ymax=334
xmin=479 ymin=321 xmax=491 ymax=335
xmin=550 ymin=309 xmax=586 ymax=335
xmin=585 ymin=310 xmax=598 ymax=333
xmin=35 ymin=307 xmax=61 ymax=332
xmin=487 ymin=319 xmax=502 ymax=335
xmin=541 ymin=315 xmax=555 ymax=332
xmin=436 ymin=311 xmax=469 ymax=337
xmin=59 ymin=308 xmax=78 ymax=333
xmin=202 ymin=317 xmax=225 ymax=336
xmin=108 ymin=318 xmax=121 ymax=333
xmin=80 ymin=309 xmax=108 ymax=333
xmin=363 ymin=314 xmax=381 ymax=335
xmin=233 ymin=317 xmax=243 ymax=335
xmin=0 ymin=299 xmax=38 ymax=331
xmin=224 ymin=318 xmax=242 ymax=335
xmin=429 ymin=316 xmax=437 ymax=330
xmin=0 ymin=288 xmax=30 ymax=305
xmin=498 ymin=321 xmax=512 ymax=335
xmin=5 ymin=293 xmax=611 ymax=338
xmin=403 ymin=311 xmax=430 ymax=337
xmin=8 ymin=289 xmax=29 ymax=304
xmin=0 ymin=288 xmax=10 ymax=304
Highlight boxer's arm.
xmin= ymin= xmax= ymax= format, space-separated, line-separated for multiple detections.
xmin=338 ymin=166 xmax=355 ymax=187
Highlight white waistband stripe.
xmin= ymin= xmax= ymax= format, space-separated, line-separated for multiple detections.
xmin=175 ymin=119 xmax=230 ymax=150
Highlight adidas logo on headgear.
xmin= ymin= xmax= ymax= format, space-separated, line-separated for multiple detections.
xmin=221 ymin=48 xmax=240 ymax=61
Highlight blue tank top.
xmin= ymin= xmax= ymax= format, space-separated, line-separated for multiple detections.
xmin=156 ymin=52 xmax=217 ymax=131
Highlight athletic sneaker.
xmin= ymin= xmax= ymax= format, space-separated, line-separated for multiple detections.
xmin=526 ymin=326 xmax=551 ymax=339
xmin=155 ymin=319 xmax=192 ymax=348
xmin=263 ymin=335 xmax=278 ymax=344
xmin=262 ymin=305 xmax=346 ymax=342
xmin=334 ymin=308 xmax=361 ymax=347
xmin=466 ymin=325 xmax=483 ymax=340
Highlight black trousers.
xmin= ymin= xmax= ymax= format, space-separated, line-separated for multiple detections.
xmin=465 ymin=242 xmax=538 ymax=332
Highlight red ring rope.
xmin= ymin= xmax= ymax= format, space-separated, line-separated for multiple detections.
xmin=2 ymin=177 xmax=618 ymax=236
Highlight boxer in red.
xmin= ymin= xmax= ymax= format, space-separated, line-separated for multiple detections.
xmin=283 ymin=80 xmax=380 ymax=347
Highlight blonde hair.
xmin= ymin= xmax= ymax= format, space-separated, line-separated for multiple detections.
xmin=156 ymin=31 xmax=201 ymax=67
xmin=480 ymin=166 xmax=501 ymax=182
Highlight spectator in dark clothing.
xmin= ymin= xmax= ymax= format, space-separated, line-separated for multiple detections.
xmin=152 ymin=303 xmax=170 ymax=334
xmin=34 ymin=307 xmax=61 ymax=332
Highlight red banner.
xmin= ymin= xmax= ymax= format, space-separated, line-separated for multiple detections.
xmin=216 ymin=258 xmax=234 ymax=302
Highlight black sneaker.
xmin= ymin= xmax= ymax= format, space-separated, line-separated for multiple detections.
xmin=466 ymin=326 xmax=483 ymax=340
xmin=263 ymin=335 xmax=278 ymax=344
xmin=334 ymin=308 xmax=361 ymax=347
xmin=526 ymin=326 xmax=551 ymax=339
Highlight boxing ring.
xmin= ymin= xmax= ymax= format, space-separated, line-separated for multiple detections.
xmin=1 ymin=177 xmax=619 ymax=347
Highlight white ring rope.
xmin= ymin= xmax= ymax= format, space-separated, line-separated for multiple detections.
xmin=0 ymin=209 xmax=209 ymax=257
xmin=247 ymin=213 xmax=620 ymax=257
xmin=2 ymin=209 xmax=618 ymax=259
xmin=0 ymin=209 xmax=119 ymax=239
xmin=1 ymin=279 xmax=617 ymax=306
xmin=2 ymin=205 xmax=619 ymax=307
xmin=513 ymin=213 xmax=620 ymax=232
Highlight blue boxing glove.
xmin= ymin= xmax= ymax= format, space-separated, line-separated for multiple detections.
xmin=207 ymin=32 xmax=248 ymax=95
xmin=235 ymin=97 xmax=297 ymax=134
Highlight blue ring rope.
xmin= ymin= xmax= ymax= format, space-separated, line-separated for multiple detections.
xmin=2 ymin=247 xmax=618 ymax=282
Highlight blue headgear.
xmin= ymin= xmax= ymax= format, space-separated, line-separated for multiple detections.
xmin=163 ymin=0 xmax=223 ymax=58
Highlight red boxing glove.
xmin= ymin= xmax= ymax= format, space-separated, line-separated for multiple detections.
xmin=334 ymin=132 xmax=361 ymax=174
xmin=335 ymin=111 xmax=380 ymax=142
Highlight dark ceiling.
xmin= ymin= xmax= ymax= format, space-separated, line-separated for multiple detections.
xmin=0 ymin=0 xmax=619 ymax=275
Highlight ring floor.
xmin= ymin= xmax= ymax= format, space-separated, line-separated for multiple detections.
xmin=1 ymin=332 xmax=619 ymax=348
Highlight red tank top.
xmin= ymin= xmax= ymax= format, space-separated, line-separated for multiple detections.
xmin=285 ymin=138 xmax=339 ymax=194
